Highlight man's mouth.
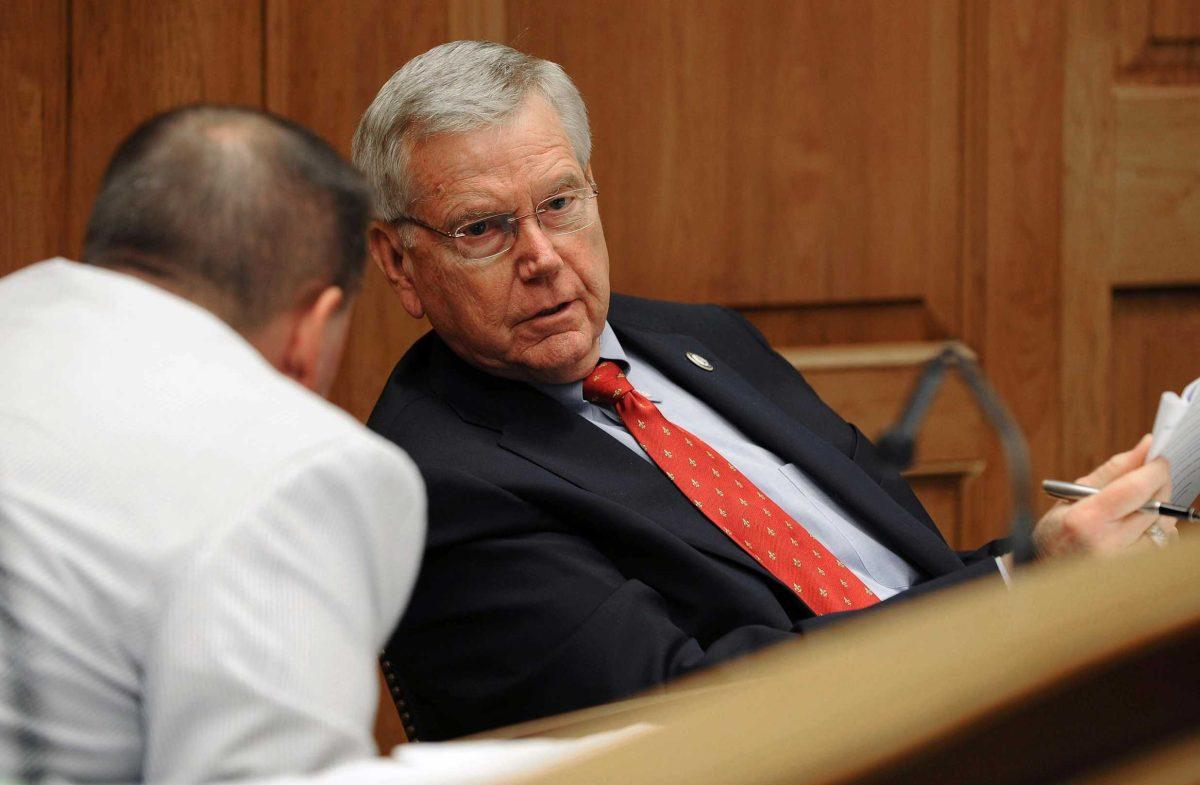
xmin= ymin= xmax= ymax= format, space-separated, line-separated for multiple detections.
xmin=530 ymin=301 xmax=571 ymax=320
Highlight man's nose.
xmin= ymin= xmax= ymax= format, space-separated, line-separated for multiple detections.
xmin=511 ymin=215 xmax=564 ymax=281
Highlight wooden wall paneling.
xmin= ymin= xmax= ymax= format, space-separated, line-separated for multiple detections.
xmin=1067 ymin=0 xmax=1200 ymax=474
xmin=1111 ymin=290 xmax=1200 ymax=470
xmin=446 ymin=0 xmax=507 ymax=40
xmin=265 ymin=0 xmax=451 ymax=156
xmin=1118 ymin=0 xmax=1153 ymax=70
xmin=741 ymin=301 xmax=942 ymax=348
xmin=505 ymin=1 xmax=961 ymax=326
xmin=1118 ymin=0 xmax=1200 ymax=82
xmin=957 ymin=0 xmax=1067 ymax=547
xmin=957 ymin=0 xmax=991 ymax=544
xmin=971 ymin=0 xmax=1065 ymax=544
xmin=69 ymin=0 xmax=264 ymax=257
xmin=924 ymin=0 xmax=964 ymax=337
xmin=959 ymin=0 xmax=989 ymax=355
xmin=1111 ymin=0 xmax=1200 ymax=468
xmin=854 ymin=1 xmax=951 ymax=309
xmin=1062 ymin=0 xmax=1118 ymax=477
xmin=264 ymin=0 xmax=456 ymax=421
xmin=1112 ymin=85 xmax=1200 ymax=285
xmin=1150 ymin=0 xmax=1200 ymax=38
xmin=0 ymin=0 xmax=68 ymax=278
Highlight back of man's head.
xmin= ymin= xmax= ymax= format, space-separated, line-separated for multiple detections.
xmin=84 ymin=105 xmax=372 ymax=333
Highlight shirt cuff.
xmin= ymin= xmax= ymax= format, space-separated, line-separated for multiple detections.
xmin=994 ymin=555 xmax=1013 ymax=588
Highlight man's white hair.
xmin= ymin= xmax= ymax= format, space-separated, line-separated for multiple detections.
xmin=352 ymin=40 xmax=592 ymax=223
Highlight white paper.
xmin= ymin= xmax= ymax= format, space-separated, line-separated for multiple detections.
xmin=1148 ymin=377 xmax=1200 ymax=506
xmin=1148 ymin=392 xmax=1189 ymax=460
xmin=224 ymin=724 xmax=656 ymax=785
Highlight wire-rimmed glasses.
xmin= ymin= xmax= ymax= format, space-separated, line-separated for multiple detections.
xmin=396 ymin=185 xmax=600 ymax=262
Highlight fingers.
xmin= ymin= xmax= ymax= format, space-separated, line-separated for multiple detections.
xmin=1059 ymin=457 xmax=1172 ymax=551
xmin=1075 ymin=434 xmax=1153 ymax=488
xmin=1072 ymin=457 xmax=1171 ymax=521
xmin=1034 ymin=436 xmax=1178 ymax=558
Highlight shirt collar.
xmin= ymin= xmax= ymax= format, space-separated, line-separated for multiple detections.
xmin=532 ymin=322 xmax=636 ymax=410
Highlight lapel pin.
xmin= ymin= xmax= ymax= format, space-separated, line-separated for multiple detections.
xmin=686 ymin=352 xmax=714 ymax=371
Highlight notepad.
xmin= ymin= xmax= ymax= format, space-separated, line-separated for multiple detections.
xmin=1148 ymin=377 xmax=1200 ymax=507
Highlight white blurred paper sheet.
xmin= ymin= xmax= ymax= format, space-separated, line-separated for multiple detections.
xmin=227 ymin=723 xmax=655 ymax=785
xmin=1148 ymin=377 xmax=1200 ymax=506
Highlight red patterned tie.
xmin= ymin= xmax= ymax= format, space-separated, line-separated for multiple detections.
xmin=584 ymin=361 xmax=879 ymax=614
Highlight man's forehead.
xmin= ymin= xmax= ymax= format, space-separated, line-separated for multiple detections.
xmin=406 ymin=97 xmax=584 ymax=212
xmin=413 ymin=164 xmax=585 ymax=213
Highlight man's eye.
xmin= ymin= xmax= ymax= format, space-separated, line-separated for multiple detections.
xmin=460 ymin=218 xmax=499 ymax=237
xmin=542 ymin=195 xmax=574 ymax=213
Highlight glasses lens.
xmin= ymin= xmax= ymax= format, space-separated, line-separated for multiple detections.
xmin=453 ymin=214 xmax=513 ymax=259
xmin=538 ymin=188 xmax=596 ymax=235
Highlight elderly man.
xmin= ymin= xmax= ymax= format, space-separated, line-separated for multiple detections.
xmin=354 ymin=41 xmax=1172 ymax=740
xmin=0 ymin=106 xmax=424 ymax=783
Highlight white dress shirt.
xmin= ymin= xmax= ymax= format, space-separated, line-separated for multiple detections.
xmin=0 ymin=260 xmax=425 ymax=784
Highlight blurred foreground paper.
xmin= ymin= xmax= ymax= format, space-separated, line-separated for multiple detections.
xmin=1149 ymin=377 xmax=1200 ymax=506
xmin=226 ymin=724 xmax=655 ymax=785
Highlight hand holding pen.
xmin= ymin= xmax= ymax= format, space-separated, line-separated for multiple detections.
xmin=1033 ymin=435 xmax=1176 ymax=555
xmin=1042 ymin=479 xmax=1192 ymax=546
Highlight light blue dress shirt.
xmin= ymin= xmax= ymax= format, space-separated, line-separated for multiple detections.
xmin=534 ymin=323 xmax=923 ymax=600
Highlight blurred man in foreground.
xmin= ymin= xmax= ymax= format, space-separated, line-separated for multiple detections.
xmin=0 ymin=106 xmax=425 ymax=783
xmin=353 ymin=41 xmax=1173 ymax=740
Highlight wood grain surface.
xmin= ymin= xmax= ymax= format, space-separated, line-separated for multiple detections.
xmin=492 ymin=532 xmax=1200 ymax=785
xmin=67 ymin=0 xmax=263 ymax=258
xmin=0 ymin=0 xmax=68 ymax=278
xmin=1064 ymin=0 xmax=1200 ymax=481
xmin=506 ymin=1 xmax=961 ymax=314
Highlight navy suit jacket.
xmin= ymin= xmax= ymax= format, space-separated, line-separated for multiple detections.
xmin=368 ymin=294 xmax=1007 ymax=739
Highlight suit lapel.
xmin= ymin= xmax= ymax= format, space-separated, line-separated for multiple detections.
xmin=427 ymin=339 xmax=770 ymax=575
xmin=613 ymin=322 xmax=964 ymax=578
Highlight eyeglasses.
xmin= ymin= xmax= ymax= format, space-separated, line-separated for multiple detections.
xmin=396 ymin=185 xmax=600 ymax=262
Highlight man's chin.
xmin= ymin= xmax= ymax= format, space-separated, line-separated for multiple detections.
xmin=513 ymin=335 xmax=600 ymax=385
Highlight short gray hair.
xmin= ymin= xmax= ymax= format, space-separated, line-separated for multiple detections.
xmin=352 ymin=40 xmax=592 ymax=222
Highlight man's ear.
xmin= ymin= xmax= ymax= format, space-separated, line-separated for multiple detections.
xmin=281 ymin=285 xmax=350 ymax=397
xmin=368 ymin=219 xmax=425 ymax=319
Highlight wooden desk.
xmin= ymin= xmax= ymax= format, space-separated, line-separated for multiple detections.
xmin=495 ymin=535 xmax=1200 ymax=784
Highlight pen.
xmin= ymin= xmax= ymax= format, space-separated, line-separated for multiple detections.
xmin=1041 ymin=479 xmax=1199 ymax=522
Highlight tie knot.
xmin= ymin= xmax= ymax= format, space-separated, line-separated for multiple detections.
xmin=583 ymin=361 xmax=631 ymax=405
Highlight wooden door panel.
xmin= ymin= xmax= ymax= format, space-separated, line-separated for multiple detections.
xmin=1119 ymin=0 xmax=1200 ymax=81
xmin=1112 ymin=290 xmax=1200 ymax=470
xmin=1151 ymin=0 xmax=1200 ymax=38
xmin=1065 ymin=0 xmax=1200 ymax=476
xmin=1114 ymin=87 xmax=1200 ymax=286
